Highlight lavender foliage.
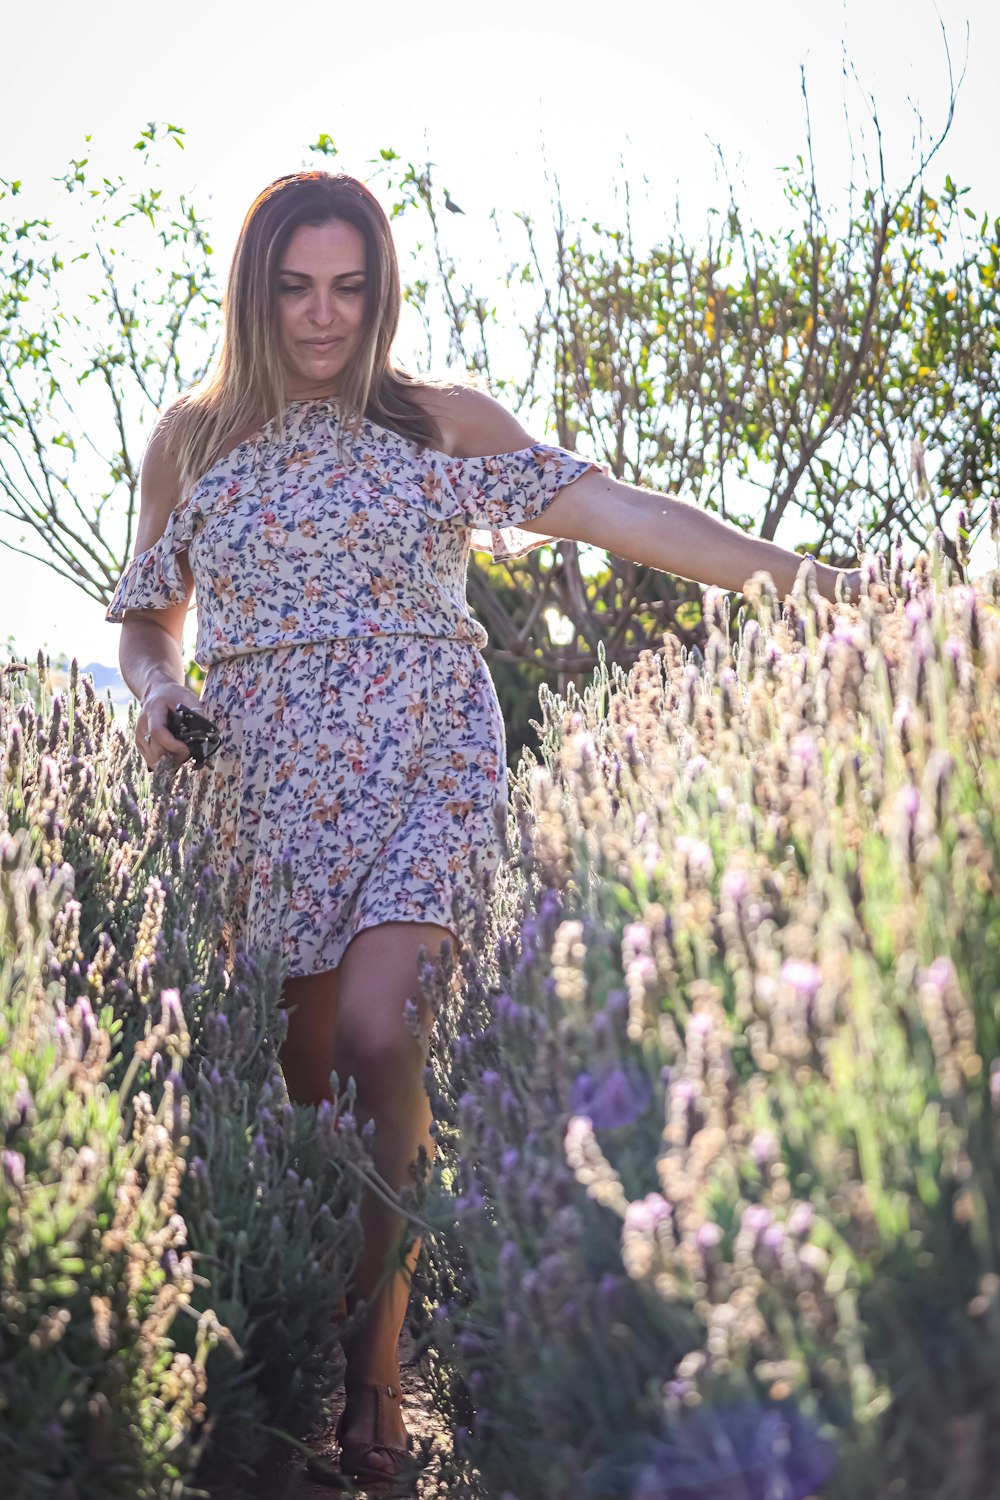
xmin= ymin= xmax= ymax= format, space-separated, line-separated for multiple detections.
xmin=0 ymin=655 xmax=370 ymax=1498
xmin=414 ymin=539 xmax=1000 ymax=1500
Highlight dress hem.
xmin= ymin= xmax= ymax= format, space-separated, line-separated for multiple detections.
xmin=278 ymin=913 xmax=464 ymax=982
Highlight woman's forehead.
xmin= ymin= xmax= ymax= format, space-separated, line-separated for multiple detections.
xmin=280 ymin=220 xmax=366 ymax=274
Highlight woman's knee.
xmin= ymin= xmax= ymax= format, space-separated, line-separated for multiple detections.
xmin=333 ymin=922 xmax=451 ymax=1103
xmin=334 ymin=1017 xmax=427 ymax=1104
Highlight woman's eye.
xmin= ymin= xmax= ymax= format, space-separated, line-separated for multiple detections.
xmin=339 ymin=285 xmax=363 ymax=296
xmin=279 ymin=284 xmax=307 ymax=296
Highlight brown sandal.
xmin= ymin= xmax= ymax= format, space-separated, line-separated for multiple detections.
xmin=335 ymin=1380 xmax=414 ymax=1488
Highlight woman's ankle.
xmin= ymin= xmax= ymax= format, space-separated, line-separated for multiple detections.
xmin=343 ymin=1342 xmax=401 ymax=1389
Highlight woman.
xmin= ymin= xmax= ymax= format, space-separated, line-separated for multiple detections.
xmin=106 ymin=170 xmax=860 ymax=1485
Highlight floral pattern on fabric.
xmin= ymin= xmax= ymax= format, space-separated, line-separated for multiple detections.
xmin=105 ymin=398 xmax=601 ymax=979
xmin=105 ymin=399 xmax=602 ymax=663
xmin=188 ymin=633 xmax=508 ymax=978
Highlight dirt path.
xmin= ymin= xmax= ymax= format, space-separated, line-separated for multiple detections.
xmin=247 ymin=1329 xmax=451 ymax=1499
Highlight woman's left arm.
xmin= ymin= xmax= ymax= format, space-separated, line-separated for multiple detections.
xmin=427 ymin=385 xmax=861 ymax=606
xmin=539 ymin=468 xmax=861 ymax=606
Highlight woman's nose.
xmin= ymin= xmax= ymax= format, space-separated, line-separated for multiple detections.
xmin=308 ymin=290 xmax=336 ymax=325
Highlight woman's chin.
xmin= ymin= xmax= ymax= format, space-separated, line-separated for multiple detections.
xmin=285 ymin=365 xmax=349 ymax=400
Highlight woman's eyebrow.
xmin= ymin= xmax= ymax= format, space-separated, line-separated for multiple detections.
xmin=278 ymin=267 xmax=367 ymax=281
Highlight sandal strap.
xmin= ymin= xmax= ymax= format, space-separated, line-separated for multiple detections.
xmin=343 ymin=1378 xmax=401 ymax=1398
xmin=340 ymin=1440 xmax=410 ymax=1462
xmin=336 ymin=1380 xmax=407 ymax=1455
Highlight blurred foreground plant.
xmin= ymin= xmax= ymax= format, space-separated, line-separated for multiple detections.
xmin=0 ymin=656 xmax=370 ymax=1498
xmin=416 ymin=537 xmax=1000 ymax=1500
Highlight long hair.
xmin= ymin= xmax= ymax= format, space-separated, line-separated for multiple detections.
xmin=172 ymin=171 xmax=441 ymax=495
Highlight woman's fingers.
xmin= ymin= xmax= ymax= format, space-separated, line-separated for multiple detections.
xmin=139 ymin=724 xmax=189 ymax=769
xmin=137 ymin=694 xmax=198 ymax=767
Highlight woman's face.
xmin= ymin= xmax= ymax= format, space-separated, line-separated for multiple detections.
xmin=276 ymin=219 xmax=368 ymax=399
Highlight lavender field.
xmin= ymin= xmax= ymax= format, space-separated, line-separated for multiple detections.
xmin=3 ymin=538 xmax=1000 ymax=1499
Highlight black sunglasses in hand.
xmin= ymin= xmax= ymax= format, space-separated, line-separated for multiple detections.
xmin=166 ymin=703 xmax=222 ymax=768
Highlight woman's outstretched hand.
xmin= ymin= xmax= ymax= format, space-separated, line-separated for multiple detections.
xmin=137 ymin=683 xmax=206 ymax=769
xmin=833 ymin=567 xmax=863 ymax=606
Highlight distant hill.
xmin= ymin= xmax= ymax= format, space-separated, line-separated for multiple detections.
xmin=80 ymin=660 xmax=129 ymax=696
xmin=40 ymin=660 xmax=135 ymax=719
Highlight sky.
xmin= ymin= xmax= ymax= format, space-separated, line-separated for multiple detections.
xmin=1 ymin=0 xmax=997 ymax=697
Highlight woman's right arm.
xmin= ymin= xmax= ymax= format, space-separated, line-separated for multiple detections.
xmin=118 ymin=413 xmax=205 ymax=768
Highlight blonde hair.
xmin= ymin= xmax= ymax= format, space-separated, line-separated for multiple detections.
xmin=172 ymin=171 xmax=441 ymax=495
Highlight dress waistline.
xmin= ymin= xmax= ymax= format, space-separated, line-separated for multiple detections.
xmin=200 ymin=631 xmax=487 ymax=671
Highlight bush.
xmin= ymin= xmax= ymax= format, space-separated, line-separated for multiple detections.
xmin=0 ymin=657 xmax=370 ymax=1498
xmin=0 ymin=827 xmax=213 ymax=1497
xmin=417 ymin=542 xmax=1000 ymax=1500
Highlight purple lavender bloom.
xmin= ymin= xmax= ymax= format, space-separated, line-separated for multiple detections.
xmin=788 ymin=1202 xmax=815 ymax=1238
xmin=741 ymin=1204 xmax=774 ymax=1238
xmin=624 ymin=1193 xmax=672 ymax=1236
xmin=763 ymin=1223 xmax=786 ymax=1253
xmin=571 ymin=1063 xmax=652 ymax=1129
xmin=2 ymin=1150 xmax=25 ymax=1189
xmin=900 ymin=783 xmax=921 ymax=823
xmin=159 ymin=990 xmax=182 ymax=1026
xmin=591 ymin=1012 xmax=612 ymax=1045
xmin=499 ymin=1241 xmax=521 ymax=1276
xmin=921 ymin=956 xmax=956 ymax=994
xmin=789 ymin=732 xmax=817 ymax=764
xmin=495 ymin=992 xmax=524 ymax=1026
xmin=456 ymin=1183 xmax=486 ymax=1213
xmin=721 ymin=868 xmax=750 ymax=905
xmin=779 ymin=961 xmax=821 ymax=998
xmin=539 ymin=888 xmax=562 ymax=923
xmin=624 ymin=921 xmax=653 ymax=955
xmin=607 ymin=989 xmax=629 ymax=1021
xmin=750 ymin=1130 xmax=777 ymax=1167
xmin=583 ymin=1398 xmax=836 ymax=1499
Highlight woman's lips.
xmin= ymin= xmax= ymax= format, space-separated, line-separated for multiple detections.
xmin=303 ymin=337 xmax=342 ymax=350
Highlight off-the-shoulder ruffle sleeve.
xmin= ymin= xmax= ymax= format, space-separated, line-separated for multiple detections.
xmin=441 ymin=443 xmax=604 ymax=562
xmin=104 ymin=500 xmax=196 ymax=623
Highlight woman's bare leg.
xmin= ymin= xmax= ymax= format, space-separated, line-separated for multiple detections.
xmin=278 ymin=966 xmax=342 ymax=1106
xmin=331 ymin=920 xmax=452 ymax=1472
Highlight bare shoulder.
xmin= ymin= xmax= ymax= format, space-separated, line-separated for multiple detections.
xmin=409 ymin=380 xmax=536 ymax=459
xmin=135 ymin=401 xmax=188 ymax=552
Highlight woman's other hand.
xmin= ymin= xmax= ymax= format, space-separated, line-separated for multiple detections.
xmin=836 ymin=567 xmax=863 ymax=605
xmin=137 ymin=683 xmax=206 ymax=769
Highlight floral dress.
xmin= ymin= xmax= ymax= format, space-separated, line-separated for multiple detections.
xmin=105 ymin=397 xmax=599 ymax=979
